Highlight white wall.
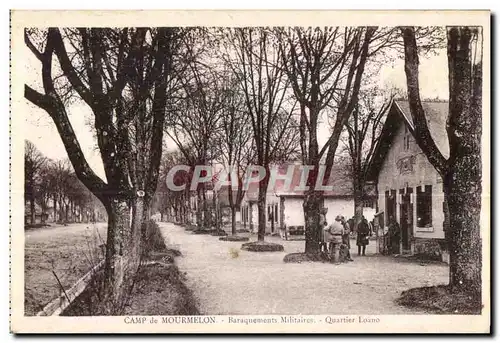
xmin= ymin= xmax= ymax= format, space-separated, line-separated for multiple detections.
xmin=283 ymin=198 xmax=305 ymax=227
xmin=377 ymin=122 xmax=445 ymax=239
xmin=324 ymin=198 xmax=354 ymax=225
xmin=282 ymin=197 xmax=364 ymax=228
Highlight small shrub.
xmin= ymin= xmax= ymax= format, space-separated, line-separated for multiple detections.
xmin=283 ymin=252 xmax=324 ymax=263
xmin=192 ymin=228 xmax=212 ymax=235
xmin=142 ymin=220 xmax=166 ymax=256
xmin=210 ymin=230 xmax=228 ymax=236
xmin=229 ymin=248 xmax=240 ymax=259
xmin=241 ymin=241 xmax=284 ymax=252
xmin=219 ymin=236 xmax=249 ymax=242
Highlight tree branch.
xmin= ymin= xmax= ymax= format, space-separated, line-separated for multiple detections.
xmin=401 ymin=26 xmax=448 ymax=175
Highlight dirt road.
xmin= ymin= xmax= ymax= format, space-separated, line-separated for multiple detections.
xmin=160 ymin=222 xmax=449 ymax=315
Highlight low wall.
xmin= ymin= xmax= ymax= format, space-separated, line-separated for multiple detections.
xmin=413 ymin=238 xmax=448 ymax=263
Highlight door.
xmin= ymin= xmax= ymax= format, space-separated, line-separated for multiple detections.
xmin=400 ymin=190 xmax=413 ymax=252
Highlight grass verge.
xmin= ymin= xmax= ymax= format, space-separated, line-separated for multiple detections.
xmin=24 ymin=223 xmax=107 ymax=315
xmin=61 ymin=220 xmax=199 ymax=316
xmin=396 ymin=285 xmax=482 ymax=314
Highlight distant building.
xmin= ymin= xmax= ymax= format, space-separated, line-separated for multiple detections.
xmin=240 ymin=162 xmax=376 ymax=238
xmin=366 ymin=100 xmax=450 ymax=262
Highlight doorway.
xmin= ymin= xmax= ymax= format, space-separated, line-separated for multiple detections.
xmin=399 ymin=188 xmax=413 ymax=253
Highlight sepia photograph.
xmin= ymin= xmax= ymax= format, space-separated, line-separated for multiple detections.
xmin=10 ymin=10 xmax=490 ymax=334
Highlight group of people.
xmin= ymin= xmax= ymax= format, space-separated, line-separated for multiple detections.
xmin=320 ymin=214 xmax=372 ymax=264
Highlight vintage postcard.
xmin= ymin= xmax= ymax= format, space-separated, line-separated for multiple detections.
xmin=10 ymin=10 xmax=490 ymax=334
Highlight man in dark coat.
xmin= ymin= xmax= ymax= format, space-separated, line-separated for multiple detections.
xmin=356 ymin=215 xmax=371 ymax=256
xmin=387 ymin=217 xmax=401 ymax=254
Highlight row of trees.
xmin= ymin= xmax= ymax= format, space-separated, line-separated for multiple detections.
xmin=24 ymin=140 xmax=102 ymax=226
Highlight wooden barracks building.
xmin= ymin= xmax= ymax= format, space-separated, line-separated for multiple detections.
xmin=366 ymin=99 xmax=450 ymax=262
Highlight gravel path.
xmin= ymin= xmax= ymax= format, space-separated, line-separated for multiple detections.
xmin=160 ymin=222 xmax=449 ymax=315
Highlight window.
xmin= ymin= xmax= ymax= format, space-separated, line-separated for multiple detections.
xmin=403 ymin=125 xmax=412 ymax=150
xmin=274 ymin=204 xmax=279 ymax=222
xmin=403 ymin=135 xmax=411 ymax=150
xmin=363 ymin=198 xmax=375 ymax=208
xmin=385 ymin=190 xmax=397 ymax=224
xmin=416 ymin=185 xmax=432 ymax=228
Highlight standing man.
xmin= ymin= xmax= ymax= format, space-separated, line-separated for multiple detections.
xmin=387 ymin=216 xmax=401 ymax=255
xmin=356 ymin=215 xmax=371 ymax=256
xmin=325 ymin=215 xmax=345 ymax=263
xmin=340 ymin=216 xmax=354 ymax=261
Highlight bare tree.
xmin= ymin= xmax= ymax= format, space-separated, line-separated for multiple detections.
xmin=215 ymin=73 xmax=255 ymax=236
xmin=165 ymin=52 xmax=225 ymax=229
xmin=24 ymin=27 xmax=181 ymax=307
xmin=224 ymin=27 xmax=299 ymax=242
xmin=24 ymin=140 xmax=47 ymax=225
xmin=401 ymin=26 xmax=482 ymax=305
xmin=344 ymin=87 xmax=393 ymax=227
xmin=277 ymin=27 xmax=376 ymax=254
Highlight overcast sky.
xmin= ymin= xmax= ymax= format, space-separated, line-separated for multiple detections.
xmin=24 ymin=37 xmax=449 ymax=182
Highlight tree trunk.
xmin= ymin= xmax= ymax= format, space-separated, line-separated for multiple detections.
xmin=228 ymin=177 xmax=237 ymax=235
xmin=401 ymin=26 xmax=483 ymax=308
xmin=257 ymin=175 xmax=269 ymax=241
xmin=53 ymin=196 xmax=57 ymax=223
xmin=353 ymin=177 xmax=364 ymax=232
xmin=40 ymin=197 xmax=47 ymax=225
xmin=212 ymin=189 xmax=219 ymax=230
xmin=196 ymin=189 xmax=202 ymax=228
xmin=243 ymin=206 xmax=246 ymax=229
xmin=249 ymin=203 xmax=254 ymax=232
xmin=103 ymin=197 xmax=143 ymax=311
xmin=231 ymin=206 xmax=237 ymax=236
xmin=65 ymin=202 xmax=69 ymax=223
xmin=202 ymin=186 xmax=209 ymax=228
xmin=443 ymin=27 xmax=482 ymax=306
xmin=444 ymin=168 xmax=481 ymax=304
xmin=304 ymin=189 xmax=322 ymax=254
xmin=29 ymin=191 xmax=35 ymax=225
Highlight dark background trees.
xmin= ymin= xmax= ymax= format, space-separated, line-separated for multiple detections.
xmin=24 ymin=143 xmax=104 ymax=227
xmin=24 ymin=140 xmax=47 ymax=225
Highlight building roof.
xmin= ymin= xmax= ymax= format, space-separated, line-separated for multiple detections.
xmin=243 ymin=162 xmax=353 ymax=201
xmin=366 ymin=99 xmax=449 ymax=181
xmin=216 ymin=185 xmax=243 ymax=208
